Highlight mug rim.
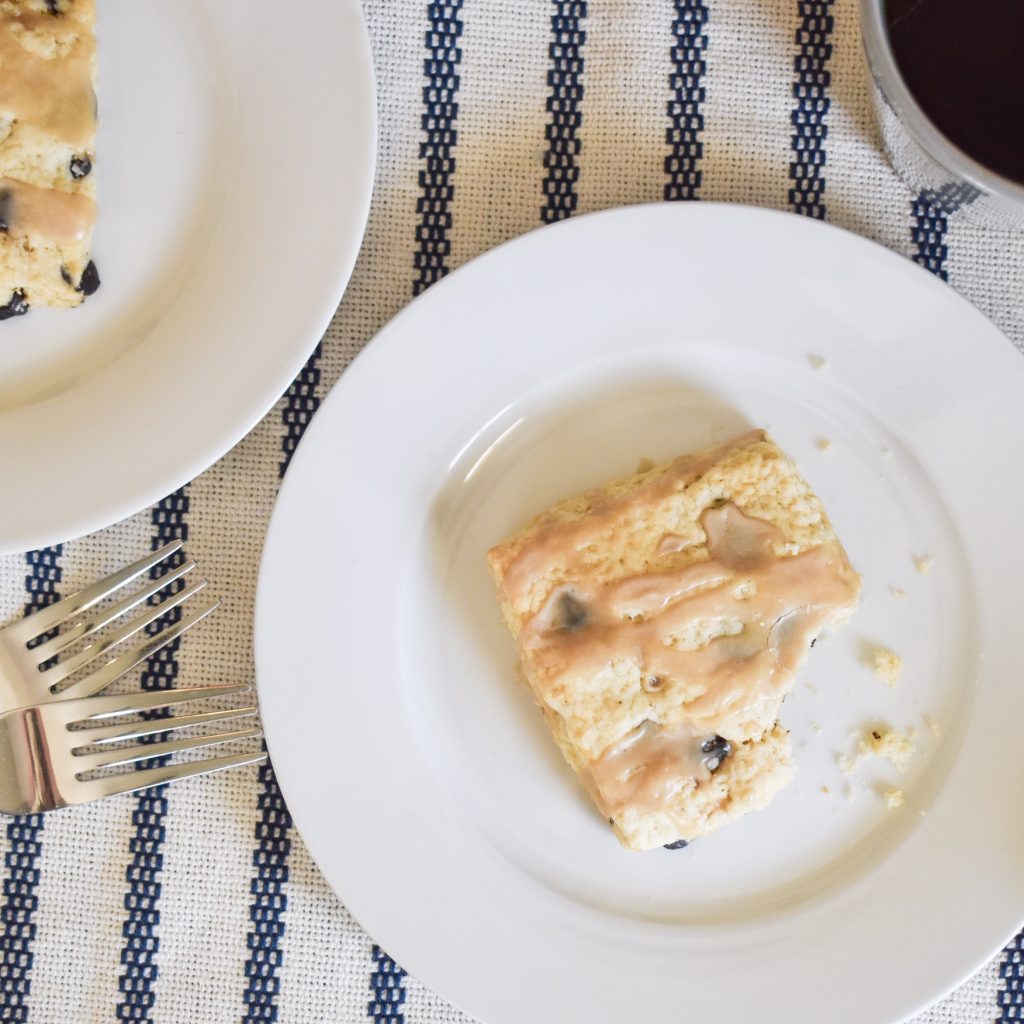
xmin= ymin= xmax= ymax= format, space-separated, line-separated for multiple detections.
xmin=860 ymin=0 xmax=1024 ymax=206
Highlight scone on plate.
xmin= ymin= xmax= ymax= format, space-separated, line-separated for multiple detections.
xmin=487 ymin=429 xmax=860 ymax=851
xmin=0 ymin=0 xmax=99 ymax=319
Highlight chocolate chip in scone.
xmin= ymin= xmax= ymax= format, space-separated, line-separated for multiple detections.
xmin=0 ymin=189 xmax=10 ymax=233
xmin=69 ymin=155 xmax=92 ymax=179
xmin=45 ymin=0 xmax=63 ymax=14
xmin=663 ymin=839 xmax=689 ymax=850
xmin=60 ymin=265 xmax=72 ymax=286
xmin=0 ymin=290 xmax=30 ymax=320
xmin=700 ymin=735 xmax=732 ymax=773
xmin=556 ymin=591 xmax=589 ymax=632
xmin=77 ymin=260 xmax=100 ymax=296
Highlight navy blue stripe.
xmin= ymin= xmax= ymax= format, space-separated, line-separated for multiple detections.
xmin=998 ymin=929 xmax=1024 ymax=1020
xmin=413 ymin=2 xmax=464 ymax=296
xmin=664 ymin=0 xmax=709 ymax=201
xmin=116 ymin=489 xmax=189 ymax=1022
xmin=279 ymin=343 xmax=322 ymax=477
xmin=241 ymin=348 xmax=322 ymax=1023
xmin=368 ymin=945 xmax=407 ymax=1024
xmin=242 ymin=759 xmax=292 ymax=1022
xmin=365 ymin=4 xmax=465 ymax=1021
xmin=910 ymin=192 xmax=949 ymax=280
xmin=0 ymin=545 xmax=62 ymax=1021
xmin=909 ymin=178 xmax=988 ymax=281
xmin=910 ymin=180 xmax=983 ymax=281
xmin=788 ymin=0 xmax=835 ymax=218
xmin=542 ymin=1 xmax=586 ymax=223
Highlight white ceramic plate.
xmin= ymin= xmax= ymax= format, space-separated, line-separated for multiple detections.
xmin=0 ymin=0 xmax=375 ymax=554
xmin=256 ymin=204 xmax=1024 ymax=1024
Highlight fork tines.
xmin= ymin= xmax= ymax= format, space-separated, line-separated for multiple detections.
xmin=60 ymin=684 xmax=266 ymax=801
xmin=4 ymin=542 xmax=219 ymax=703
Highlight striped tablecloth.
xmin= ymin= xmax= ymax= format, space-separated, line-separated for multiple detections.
xmin=2 ymin=1 xmax=1023 ymax=1021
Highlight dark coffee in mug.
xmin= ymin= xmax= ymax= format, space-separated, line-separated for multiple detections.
xmin=885 ymin=0 xmax=1024 ymax=185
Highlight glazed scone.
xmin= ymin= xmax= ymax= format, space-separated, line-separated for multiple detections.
xmin=487 ymin=430 xmax=861 ymax=852
xmin=0 ymin=0 xmax=99 ymax=319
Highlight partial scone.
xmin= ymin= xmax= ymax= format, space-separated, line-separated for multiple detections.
xmin=487 ymin=430 xmax=860 ymax=851
xmin=0 ymin=0 xmax=99 ymax=319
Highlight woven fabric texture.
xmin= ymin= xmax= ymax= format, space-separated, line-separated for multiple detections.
xmin=1 ymin=0 xmax=1022 ymax=1021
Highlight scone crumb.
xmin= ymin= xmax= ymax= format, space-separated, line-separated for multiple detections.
xmin=820 ymin=785 xmax=830 ymax=796
xmin=864 ymin=726 xmax=916 ymax=771
xmin=924 ymin=714 xmax=942 ymax=738
xmin=635 ymin=456 xmax=655 ymax=474
xmin=884 ymin=788 xmax=905 ymax=810
xmin=816 ymin=438 xmax=833 ymax=453
xmin=889 ymin=585 xmax=906 ymax=599
xmin=841 ymin=725 xmax=917 ymax=774
xmin=871 ymin=647 xmax=903 ymax=687
xmin=808 ymin=354 xmax=827 ymax=370
xmin=915 ymin=555 xmax=933 ymax=575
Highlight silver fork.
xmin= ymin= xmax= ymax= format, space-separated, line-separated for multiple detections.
xmin=0 ymin=542 xmax=217 ymax=713
xmin=0 ymin=684 xmax=266 ymax=813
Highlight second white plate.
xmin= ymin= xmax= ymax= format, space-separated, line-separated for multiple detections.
xmin=0 ymin=0 xmax=376 ymax=553
xmin=256 ymin=204 xmax=1024 ymax=1024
